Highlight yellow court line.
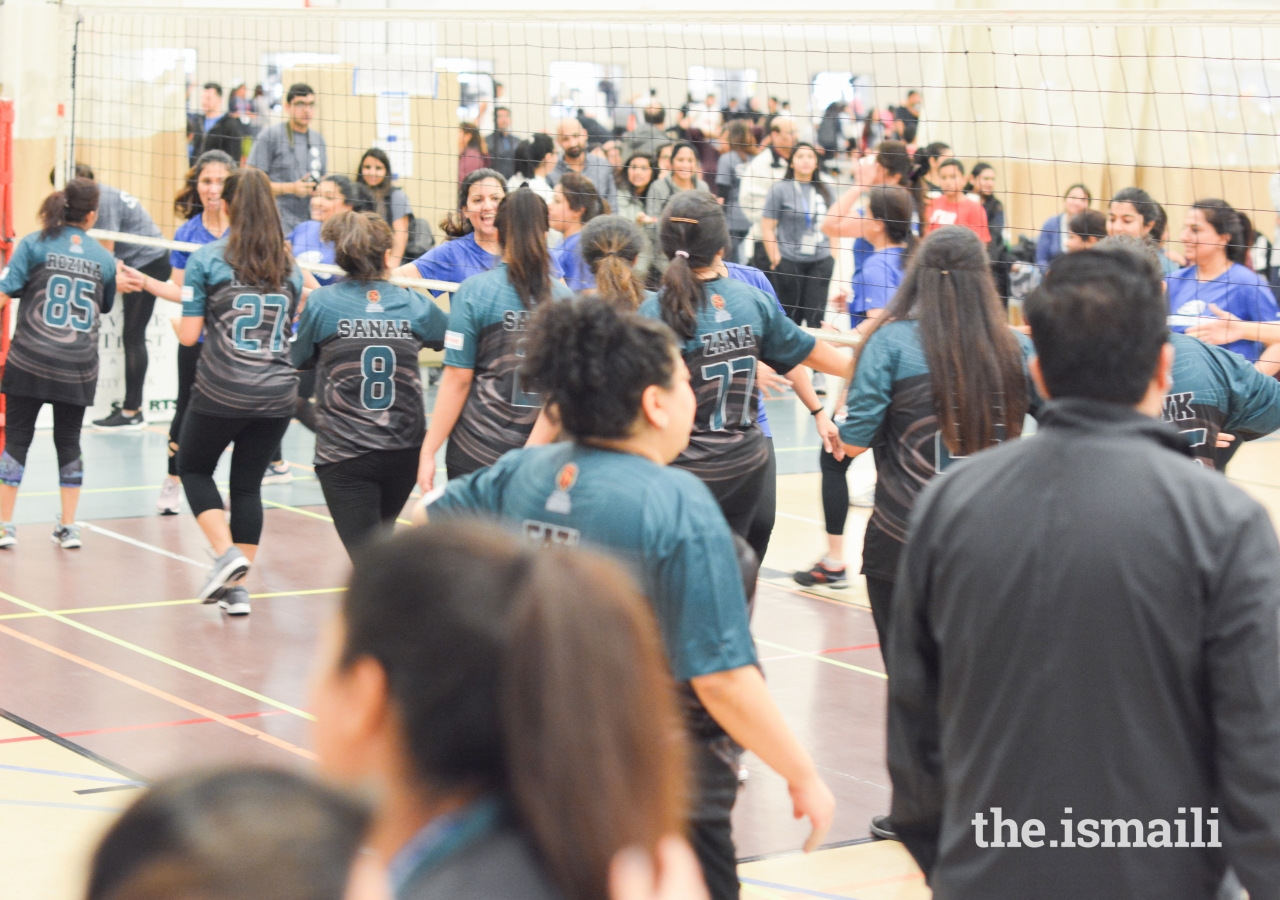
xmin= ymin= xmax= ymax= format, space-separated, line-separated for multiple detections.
xmin=0 ymin=590 xmax=316 ymax=720
xmin=262 ymin=498 xmax=414 ymax=527
xmin=754 ymin=637 xmax=888 ymax=681
xmin=0 ymin=621 xmax=315 ymax=761
xmin=0 ymin=587 xmax=345 ymax=622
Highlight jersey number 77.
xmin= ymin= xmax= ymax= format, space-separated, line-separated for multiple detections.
xmin=702 ymin=356 xmax=757 ymax=430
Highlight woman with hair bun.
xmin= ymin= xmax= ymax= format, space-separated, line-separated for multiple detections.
xmin=292 ymin=211 xmax=448 ymax=553
xmin=420 ymin=299 xmax=835 ymax=900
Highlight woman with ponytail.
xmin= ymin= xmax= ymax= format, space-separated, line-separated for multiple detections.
xmin=417 ymin=189 xmax=574 ymax=491
xmin=421 ymin=300 xmax=835 ymax=900
xmin=0 ymin=178 xmax=137 ymax=550
xmin=823 ymin=140 xmax=918 ymax=290
xmin=312 ymin=521 xmax=691 ymax=900
xmin=638 ymin=191 xmax=851 ymax=538
xmin=579 ymin=215 xmax=651 ymax=310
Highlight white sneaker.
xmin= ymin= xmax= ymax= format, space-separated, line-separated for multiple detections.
xmin=850 ymin=484 xmax=876 ymax=508
xmin=0 ymin=522 xmax=16 ymax=548
xmin=156 ymin=477 xmax=182 ymax=516
xmin=812 ymin=371 xmax=828 ymax=396
xmin=262 ymin=461 xmax=293 ymax=485
xmin=51 ymin=519 xmax=82 ymax=549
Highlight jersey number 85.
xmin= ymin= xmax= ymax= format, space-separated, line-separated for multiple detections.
xmin=44 ymin=274 xmax=96 ymax=332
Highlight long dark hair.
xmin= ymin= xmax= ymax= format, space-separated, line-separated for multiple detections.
xmin=1192 ymin=198 xmax=1253 ymax=266
xmin=782 ymin=142 xmax=832 ymax=205
xmin=876 ymin=139 xmax=914 ymax=184
xmin=39 ymin=178 xmax=99 ymax=240
xmin=866 ymin=185 xmax=918 ymax=262
xmin=496 ymin=188 xmax=552 ymax=309
xmin=441 ymin=168 xmax=506 ymax=239
xmin=341 ymin=523 xmax=687 ymax=900
xmin=174 ymin=150 xmax=237 ymax=220
xmin=354 ymin=147 xmax=393 ymax=196
xmin=223 ymin=168 xmax=291 ymax=290
xmin=658 ymin=191 xmax=729 ymax=339
xmin=864 ymin=226 xmax=1028 ymax=455
xmin=323 ymin=210 xmax=393 ymax=282
xmin=557 ymin=171 xmax=608 ymax=223
xmin=581 ymin=215 xmax=646 ymax=311
xmin=622 ymin=152 xmax=656 ymax=200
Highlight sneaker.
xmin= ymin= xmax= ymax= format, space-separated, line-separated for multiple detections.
xmin=793 ymin=561 xmax=848 ymax=588
xmin=812 ymin=371 xmax=828 ymax=396
xmin=262 ymin=461 xmax=293 ymax=485
xmin=51 ymin=521 xmax=82 ymax=549
xmin=0 ymin=523 xmax=16 ymax=548
xmin=218 ymin=585 xmax=251 ymax=617
xmin=156 ymin=477 xmax=182 ymax=516
xmin=850 ymin=484 xmax=876 ymax=508
xmin=198 ymin=546 xmax=250 ymax=603
xmin=870 ymin=814 xmax=899 ymax=841
xmin=93 ymin=403 xmax=144 ymax=430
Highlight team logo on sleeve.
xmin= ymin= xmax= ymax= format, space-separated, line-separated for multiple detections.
xmin=444 ymin=330 xmax=465 ymax=351
xmin=544 ymin=463 xmax=579 ymax=515
xmin=711 ymin=294 xmax=732 ymax=322
xmin=365 ymin=289 xmax=382 ymax=312
xmin=69 ymin=234 xmax=84 ymax=254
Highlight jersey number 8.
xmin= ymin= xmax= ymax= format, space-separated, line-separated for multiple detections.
xmin=701 ymin=356 xmax=757 ymax=430
xmin=360 ymin=345 xmax=396 ymax=411
xmin=44 ymin=274 xmax=96 ymax=332
xmin=232 ymin=293 xmax=290 ymax=352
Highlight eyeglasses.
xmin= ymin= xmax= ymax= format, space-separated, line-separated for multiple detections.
xmin=290 ymin=100 xmax=316 ymax=109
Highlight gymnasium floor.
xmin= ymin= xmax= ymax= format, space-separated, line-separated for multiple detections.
xmin=18 ymin=385 xmax=1280 ymax=900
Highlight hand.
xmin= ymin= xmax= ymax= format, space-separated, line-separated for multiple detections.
xmin=756 ymin=362 xmax=790 ymax=398
xmin=417 ymin=448 xmax=437 ymax=493
xmin=789 ymin=771 xmax=836 ymax=852
xmin=1185 ymin=304 xmax=1245 ymax=346
xmin=609 ymin=837 xmax=708 ymax=900
xmin=1216 ymin=431 xmax=1237 ymax=449
xmin=815 ymin=412 xmax=843 ymax=459
xmin=117 ymin=262 xmax=146 ymax=293
xmin=766 ymin=245 xmax=782 ymax=270
xmin=637 ymin=214 xmax=656 ymax=226
xmin=830 ymin=289 xmax=850 ymax=312
xmin=293 ymin=179 xmax=316 ymax=198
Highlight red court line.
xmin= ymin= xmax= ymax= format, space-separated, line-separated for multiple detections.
xmin=0 ymin=710 xmax=291 ymax=745
xmin=759 ymin=642 xmax=880 ymax=663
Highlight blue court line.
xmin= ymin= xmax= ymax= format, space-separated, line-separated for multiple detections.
xmin=739 ymin=877 xmax=862 ymax=900
xmin=0 ymin=763 xmax=141 ymax=785
xmin=0 ymin=798 xmax=123 ymax=813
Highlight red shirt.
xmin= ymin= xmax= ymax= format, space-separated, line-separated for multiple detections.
xmin=925 ymin=195 xmax=991 ymax=243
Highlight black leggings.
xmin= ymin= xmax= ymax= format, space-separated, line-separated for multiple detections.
xmin=445 ymin=439 xmax=492 ymax=482
xmin=120 ymin=256 xmax=173 ymax=411
xmin=820 ymin=446 xmax=854 ymax=536
xmin=744 ymin=439 xmax=776 ymax=563
xmin=316 ymin=447 xmax=420 ymax=554
xmin=268 ymin=370 xmax=317 ymax=464
xmin=0 ymin=395 xmax=85 ymax=487
xmin=178 ymin=411 xmax=292 ymax=546
xmin=702 ymin=459 xmax=768 ymax=541
xmin=168 ymin=342 xmax=203 ymax=477
xmin=773 ymin=255 xmax=835 ymax=329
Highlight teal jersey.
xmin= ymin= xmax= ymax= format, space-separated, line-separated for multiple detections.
xmin=430 ymin=443 xmax=757 ymax=682
xmin=0 ymin=227 xmax=117 ymax=405
xmin=442 ymin=265 xmax=574 ymax=467
xmin=291 ymin=280 xmax=449 ymax=465
xmin=182 ymin=239 xmax=305 ymax=417
xmin=1165 ymin=332 xmax=1280 ymax=468
xmin=839 ymin=319 xmax=1037 ymax=580
xmin=638 ymin=277 xmax=815 ymax=482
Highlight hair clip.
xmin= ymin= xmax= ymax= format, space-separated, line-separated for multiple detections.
xmin=674 ymin=250 xmax=690 ymax=259
xmin=940 ymin=269 xmax=950 ymax=275
xmin=669 ymin=217 xmax=699 ymax=224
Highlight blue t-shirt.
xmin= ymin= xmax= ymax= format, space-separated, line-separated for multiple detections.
xmin=412 ymin=232 xmax=564 ymax=295
xmin=725 ymin=261 xmax=782 ymax=438
xmin=430 ymin=443 xmax=757 ymax=682
xmin=553 ymin=231 xmax=594 ymax=292
xmin=288 ymin=220 xmax=339 ymax=286
xmin=171 ymin=215 xmax=224 ymax=270
xmin=850 ymin=246 xmax=906 ymax=320
xmin=1166 ymin=263 xmax=1279 ymax=361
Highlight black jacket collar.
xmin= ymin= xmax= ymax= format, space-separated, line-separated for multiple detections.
xmin=1037 ymin=397 xmax=1193 ymax=459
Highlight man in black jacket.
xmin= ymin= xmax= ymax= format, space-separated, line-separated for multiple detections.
xmin=187 ymin=82 xmax=244 ymax=165
xmin=888 ymin=247 xmax=1280 ymax=899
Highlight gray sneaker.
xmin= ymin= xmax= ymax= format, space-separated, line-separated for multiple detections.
xmin=52 ymin=521 xmax=81 ymax=549
xmin=218 ymin=585 xmax=251 ymax=617
xmin=198 ymin=546 xmax=250 ymax=603
xmin=0 ymin=522 xmax=16 ymax=549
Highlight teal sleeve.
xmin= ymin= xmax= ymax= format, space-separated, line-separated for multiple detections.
xmin=101 ymin=257 xmax=118 ymax=302
xmin=413 ymin=296 xmax=450 ymax=348
xmin=643 ymin=482 xmax=758 ymax=682
xmin=181 ymin=252 xmax=208 ymax=317
xmin=758 ymin=293 xmax=817 ymax=370
xmin=839 ymin=330 xmax=897 ymax=447
xmin=289 ymin=266 xmax=305 ymax=308
xmin=0 ymin=238 xmax=33 ymax=294
xmin=290 ymin=300 xmax=321 ymax=368
xmin=443 ymin=284 xmax=478 ymax=369
xmin=429 ymin=454 xmax=515 ymax=518
xmin=1220 ymin=344 xmax=1280 ymax=440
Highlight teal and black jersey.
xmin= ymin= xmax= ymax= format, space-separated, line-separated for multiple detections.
xmin=839 ymin=319 xmax=1037 ymax=581
xmin=638 ymin=277 xmax=815 ymax=482
xmin=430 ymin=443 xmax=757 ymax=683
xmin=292 ymin=281 xmax=448 ymax=465
xmin=181 ymin=239 xmax=305 ymax=417
xmin=443 ymin=264 xmax=574 ymax=468
xmin=1165 ymin=332 xmax=1280 ymax=468
xmin=0 ymin=227 xmax=117 ymax=406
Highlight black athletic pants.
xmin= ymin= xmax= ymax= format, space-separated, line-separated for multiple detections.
xmin=268 ymin=369 xmax=316 ymax=466
xmin=316 ymin=447 xmax=420 ymax=554
xmin=178 ymin=411 xmax=292 ymax=546
xmin=744 ymin=439 xmax=777 ymax=563
xmin=168 ymin=342 xmax=202 ymax=477
xmin=1 ymin=395 xmax=85 ymax=486
xmin=689 ymin=737 xmax=741 ymax=900
xmin=865 ymin=574 xmax=895 ymax=668
xmin=703 ymin=458 xmax=768 ymax=541
xmin=445 ymin=440 xmax=492 ymax=482
xmin=120 ymin=256 xmax=173 ymax=411
xmin=773 ymin=255 xmax=835 ymax=329
xmin=820 ymin=446 xmax=854 ymax=536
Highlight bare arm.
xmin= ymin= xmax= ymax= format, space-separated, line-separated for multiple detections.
xmin=418 ymin=366 xmax=474 ymax=491
xmin=822 ymin=184 xmax=869 ymax=240
xmin=392 ymin=261 xmax=420 ymax=282
xmin=0 ymin=291 xmax=10 ymax=311
xmin=785 ymin=366 xmax=842 ymax=457
xmin=802 ymin=340 xmax=854 ymax=381
xmin=178 ymin=316 xmax=205 ymax=346
xmin=691 ymin=665 xmax=835 ymax=852
xmin=525 ymin=408 xmax=561 ymax=446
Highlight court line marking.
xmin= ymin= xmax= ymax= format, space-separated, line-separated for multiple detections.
xmin=0 ymin=587 xmax=345 ymax=622
xmin=75 ymin=521 xmax=205 ymax=567
xmin=0 ymin=622 xmax=317 ymax=760
xmin=77 ymin=784 xmax=146 ymax=795
xmin=0 ymin=798 xmax=123 ymax=813
xmin=760 ymin=642 xmax=880 ymax=662
xmin=0 ymin=710 xmax=291 ymax=745
xmin=754 ymin=638 xmax=887 ymax=680
xmin=0 ymin=763 xmax=141 ymax=785
xmin=739 ymin=877 xmax=864 ymax=900
xmin=262 ymin=498 xmax=413 ymax=528
xmin=759 ymin=578 xmax=871 ymax=612
xmin=0 ymin=708 xmax=148 ymax=783
xmin=0 ymin=590 xmax=315 ymax=721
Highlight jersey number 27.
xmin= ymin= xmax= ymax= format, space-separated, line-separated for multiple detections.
xmin=232 ymin=293 xmax=290 ymax=352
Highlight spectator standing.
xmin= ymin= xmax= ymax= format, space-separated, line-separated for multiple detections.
xmin=1106 ymin=186 xmax=1179 ymax=275
xmin=761 ymin=142 xmax=835 ymax=330
xmin=458 ymin=122 xmax=489 ymax=184
xmin=816 ymin=101 xmax=847 ymax=170
xmin=355 ymin=148 xmax=412 ymax=264
xmin=915 ymin=141 xmax=953 ymax=195
xmin=1065 ymin=208 xmax=1107 ymax=252
xmin=551 ymin=118 xmax=618 ymax=211
xmin=893 ymin=90 xmax=922 ymax=144
xmin=188 ymin=82 xmax=245 ymax=165
xmin=643 ymin=142 xmax=712 ymax=277
xmin=740 ymin=116 xmax=798 ymax=270
xmin=889 ymin=245 xmax=1280 ymax=898
xmin=627 ymin=102 xmax=669 ymax=157
xmin=487 ymin=106 xmax=520 ymax=180
xmin=924 ymin=159 xmax=989 ymax=242
xmin=689 ymin=92 xmax=722 ymax=136
xmin=968 ymin=162 xmax=1010 ymax=298
xmin=246 ymin=83 xmax=326 ymax=234
xmin=616 ymin=151 xmax=657 ymax=281
xmin=1034 ymin=183 xmax=1091 ymax=268
xmin=716 ymin=120 xmax=757 ymax=263
xmin=507 ymin=133 xmax=558 ymax=203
